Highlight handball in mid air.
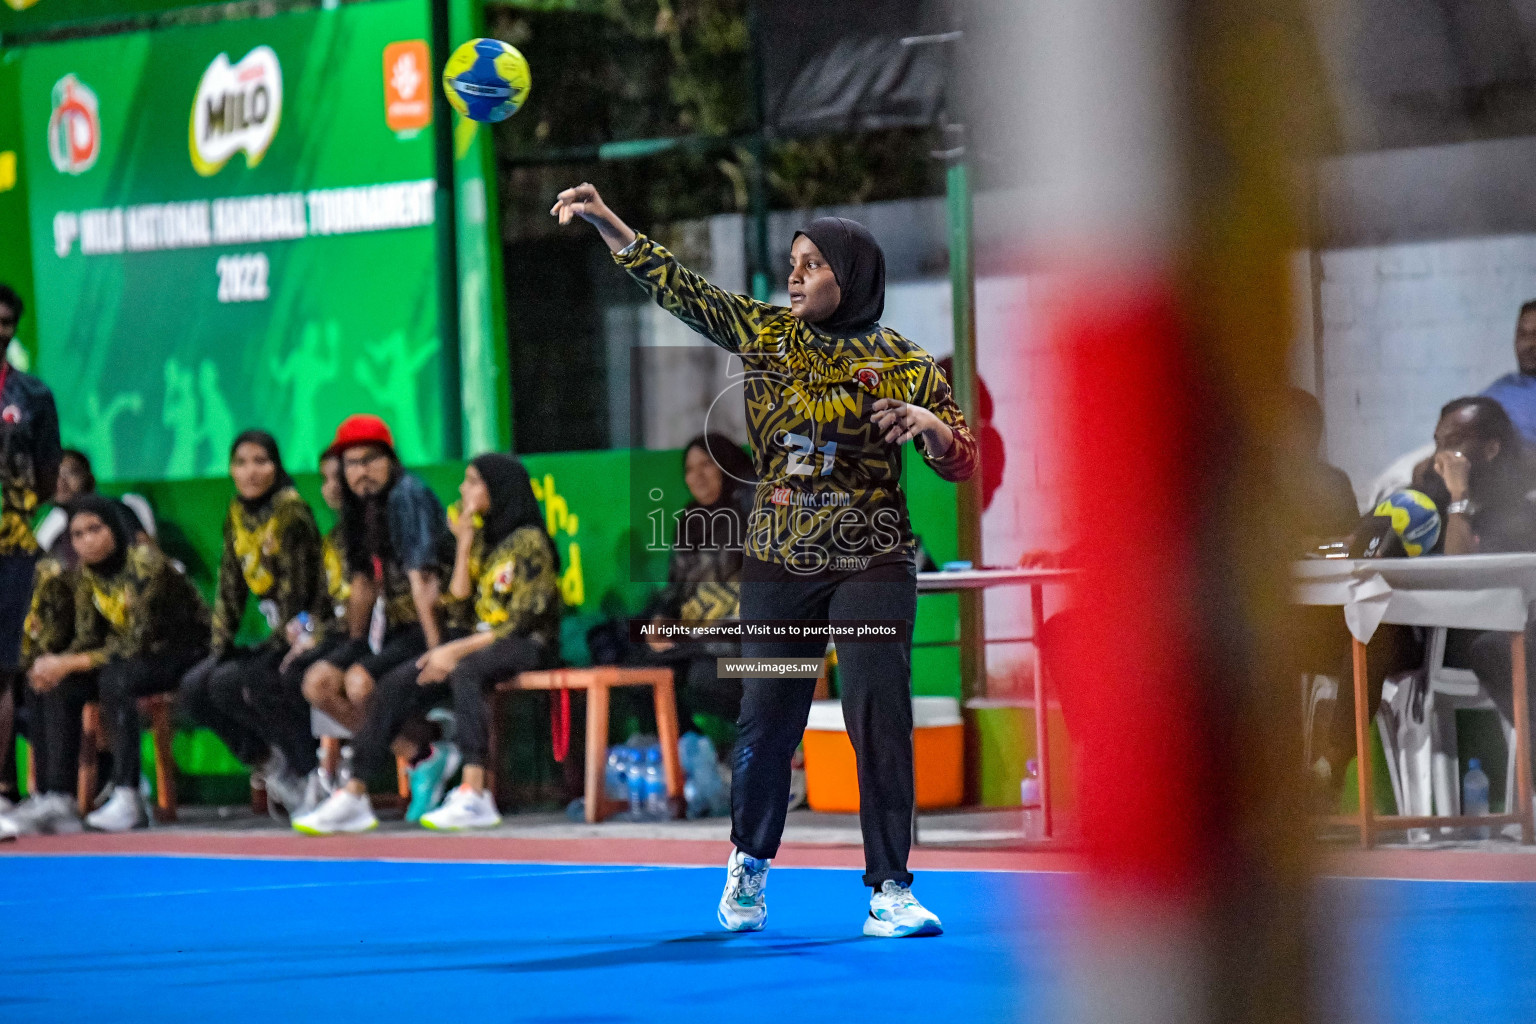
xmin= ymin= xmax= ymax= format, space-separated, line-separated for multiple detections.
xmin=442 ymin=38 xmax=530 ymax=123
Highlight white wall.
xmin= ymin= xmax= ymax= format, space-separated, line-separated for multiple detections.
xmin=1310 ymin=235 xmax=1536 ymax=502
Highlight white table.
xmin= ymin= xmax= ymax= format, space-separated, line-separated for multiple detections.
xmin=917 ymin=567 xmax=1078 ymax=838
xmin=1294 ymin=555 xmax=1536 ymax=846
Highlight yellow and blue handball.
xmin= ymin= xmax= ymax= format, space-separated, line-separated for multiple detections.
xmin=1372 ymin=489 xmax=1442 ymax=556
xmin=442 ymin=38 xmax=530 ymax=123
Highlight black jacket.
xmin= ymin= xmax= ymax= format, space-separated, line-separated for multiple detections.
xmin=0 ymin=363 xmax=61 ymax=556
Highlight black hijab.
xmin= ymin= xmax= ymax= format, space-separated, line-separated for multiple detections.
xmin=68 ymin=493 xmax=134 ymax=579
xmin=471 ymin=453 xmax=558 ymax=569
xmin=230 ymin=429 xmax=294 ymax=513
xmin=793 ymin=216 xmax=886 ymax=335
xmin=684 ymin=433 xmax=755 ymax=511
xmin=676 ymin=434 xmax=755 ymax=553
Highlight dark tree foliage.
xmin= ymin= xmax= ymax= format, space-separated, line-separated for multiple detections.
xmin=485 ymin=0 xmax=942 ymax=239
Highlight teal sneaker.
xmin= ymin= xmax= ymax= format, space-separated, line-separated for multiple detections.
xmin=717 ymin=849 xmax=770 ymax=931
xmin=863 ymin=881 xmax=943 ymax=938
xmin=406 ymin=742 xmax=462 ymax=823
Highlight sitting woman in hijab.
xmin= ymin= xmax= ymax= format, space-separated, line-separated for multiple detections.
xmin=293 ymin=454 xmax=562 ymax=835
xmin=16 ymin=496 xmax=208 ymax=833
xmin=178 ymin=431 xmax=325 ymax=815
xmin=635 ymin=433 xmax=754 ymax=733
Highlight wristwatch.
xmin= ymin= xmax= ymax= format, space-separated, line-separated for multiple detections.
xmin=1447 ymin=498 xmax=1475 ymax=516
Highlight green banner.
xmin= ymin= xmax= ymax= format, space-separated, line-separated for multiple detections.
xmin=16 ymin=0 xmax=471 ymax=480
xmin=0 ymin=50 xmax=37 ymax=370
xmin=0 ymin=0 xmax=214 ymax=40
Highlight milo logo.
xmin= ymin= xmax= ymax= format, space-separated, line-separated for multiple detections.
xmin=190 ymin=46 xmax=283 ymax=176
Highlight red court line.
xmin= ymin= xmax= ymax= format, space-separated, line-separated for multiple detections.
xmin=0 ymin=831 xmax=1070 ymax=874
xmin=5 ymin=832 xmax=1533 ymax=881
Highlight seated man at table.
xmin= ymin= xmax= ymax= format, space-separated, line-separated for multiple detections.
xmin=1322 ymin=396 xmax=1536 ymax=802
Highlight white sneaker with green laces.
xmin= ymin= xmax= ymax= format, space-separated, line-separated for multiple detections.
xmin=717 ymin=848 xmax=770 ymax=931
xmin=291 ymin=788 xmax=377 ymax=835
xmin=863 ymin=880 xmax=943 ymax=937
xmin=420 ymin=786 xmax=501 ymax=830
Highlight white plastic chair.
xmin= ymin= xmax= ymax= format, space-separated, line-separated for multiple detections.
xmin=1376 ymin=628 xmax=1517 ymax=833
xmin=1422 ymin=627 xmax=1517 ymax=817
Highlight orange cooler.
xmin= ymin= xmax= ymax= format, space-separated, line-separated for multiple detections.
xmin=802 ymin=697 xmax=964 ymax=812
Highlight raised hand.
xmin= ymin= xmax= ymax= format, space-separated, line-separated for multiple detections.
xmin=550 ymin=183 xmax=638 ymax=253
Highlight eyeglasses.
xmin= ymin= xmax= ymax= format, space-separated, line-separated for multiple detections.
xmin=342 ymin=450 xmax=389 ymax=471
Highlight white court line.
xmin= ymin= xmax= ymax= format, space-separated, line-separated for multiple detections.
xmin=0 ymin=864 xmax=676 ymax=908
xmin=1 ymin=849 xmax=1057 ymax=874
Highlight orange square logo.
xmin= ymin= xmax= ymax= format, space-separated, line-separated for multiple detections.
xmin=384 ymin=41 xmax=432 ymax=133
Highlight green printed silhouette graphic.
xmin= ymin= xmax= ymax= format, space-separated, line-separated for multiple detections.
xmin=198 ymin=360 xmax=236 ymax=475
xmin=77 ymin=391 xmax=144 ymax=480
xmin=269 ymin=321 xmax=341 ymax=468
xmin=163 ymin=359 xmax=200 ymax=479
xmin=354 ymin=331 xmax=440 ymax=461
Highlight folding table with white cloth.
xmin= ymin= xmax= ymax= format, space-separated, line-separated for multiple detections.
xmin=1293 ymin=554 xmax=1536 ymax=847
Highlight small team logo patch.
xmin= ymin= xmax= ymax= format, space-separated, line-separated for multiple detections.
xmin=1 ymin=405 xmax=20 ymax=424
xmin=854 ymin=367 xmax=880 ymax=391
xmin=770 ymin=487 xmax=792 ymax=506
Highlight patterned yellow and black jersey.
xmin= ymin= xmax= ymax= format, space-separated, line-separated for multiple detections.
xmin=617 ymin=235 xmax=977 ymax=570
xmin=321 ymin=524 xmax=350 ymax=613
xmin=21 ymin=555 xmax=75 ymax=670
xmin=212 ymin=487 xmax=326 ymax=654
xmin=442 ymin=521 xmax=563 ymax=648
xmin=72 ymin=544 xmax=210 ymax=667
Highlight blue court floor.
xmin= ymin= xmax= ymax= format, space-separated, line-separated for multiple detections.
xmin=0 ymin=855 xmax=1531 ymax=1023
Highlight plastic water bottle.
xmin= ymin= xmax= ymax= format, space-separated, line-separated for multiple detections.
xmin=626 ymin=749 xmax=646 ymax=819
xmin=644 ymin=746 xmax=669 ymax=820
xmin=1020 ymin=759 xmax=1044 ymax=841
xmin=604 ymin=746 xmax=628 ymax=803
xmin=1463 ymin=758 xmax=1491 ymax=840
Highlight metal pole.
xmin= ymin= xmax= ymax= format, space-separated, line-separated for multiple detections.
xmin=945 ymin=156 xmax=986 ymax=712
xmin=746 ymin=1 xmax=772 ymax=301
xmin=430 ymin=0 xmax=464 ymax=460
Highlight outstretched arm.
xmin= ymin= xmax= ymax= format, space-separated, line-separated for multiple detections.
xmin=553 ymin=182 xmax=770 ymax=354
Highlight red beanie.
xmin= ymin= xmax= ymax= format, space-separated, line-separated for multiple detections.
xmin=326 ymin=414 xmax=395 ymax=460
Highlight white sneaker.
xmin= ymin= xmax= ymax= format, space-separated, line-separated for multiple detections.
xmin=85 ymin=786 xmax=146 ymax=833
xmin=261 ymin=748 xmax=308 ymax=816
xmin=863 ymin=880 xmax=943 ymax=938
xmin=295 ymin=768 xmax=330 ymax=817
xmin=0 ymin=815 xmax=15 ymax=842
xmin=5 ymin=793 xmax=83 ymax=835
xmin=717 ymin=848 xmax=770 ymax=931
xmin=420 ymin=786 xmax=501 ymax=830
xmin=291 ymin=788 xmax=377 ymax=836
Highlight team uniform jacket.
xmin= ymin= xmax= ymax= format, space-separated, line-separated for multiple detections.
xmin=211 ymin=487 xmax=326 ymax=655
xmin=441 ymin=514 xmax=563 ymax=651
xmin=21 ymin=555 xmax=75 ymax=669
xmin=318 ymin=523 xmax=351 ymax=633
xmin=616 ymin=235 xmax=977 ymax=569
xmin=0 ymin=365 xmax=62 ymax=556
xmin=71 ymin=544 xmax=210 ymax=667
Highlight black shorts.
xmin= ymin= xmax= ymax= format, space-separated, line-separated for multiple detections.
xmin=323 ymin=624 xmax=429 ymax=681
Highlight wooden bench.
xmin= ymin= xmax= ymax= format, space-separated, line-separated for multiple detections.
xmin=77 ymin=693 xmax=178 ymax=823
xmin=485 ymin=666 xmax=682 ymax=823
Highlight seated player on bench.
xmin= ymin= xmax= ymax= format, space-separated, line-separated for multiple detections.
xmin=15 ymin=497 xmax=208 ymax=833
xmin=295 ymin=453 xmax=561 ymax=834
xmin=178 ymin=431 xmax=326 ymax=817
